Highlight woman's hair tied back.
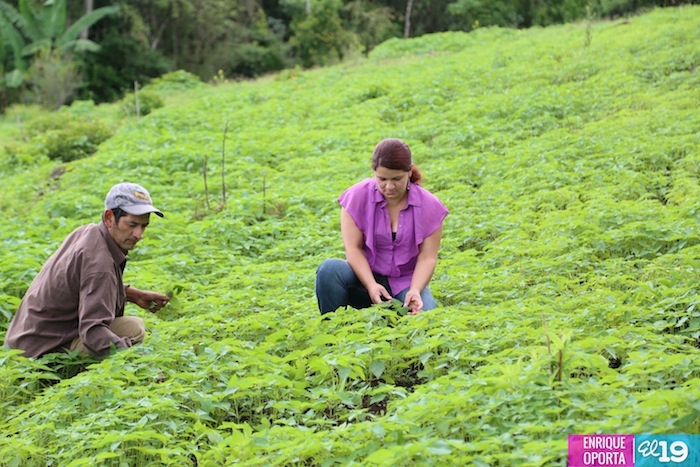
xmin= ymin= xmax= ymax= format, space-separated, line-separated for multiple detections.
xmin=371 ymin=138 xmax=422 ymax=183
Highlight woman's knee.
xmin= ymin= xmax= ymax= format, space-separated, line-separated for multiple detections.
xmin=316 ymin=258 xmax=353 ymax=284
xmin=395 ymin=287 xmax=438 ymax=311
xmin=317 ymin=258 xmax=347 ymax=275
xmin=421 ymin=288 xmax=438 ymax=311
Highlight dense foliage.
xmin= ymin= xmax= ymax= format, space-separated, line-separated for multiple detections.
xmin=1 ymin=0 xmax=699 ymax=109
xmin=1 ymin=6 xmax=699 ymax=465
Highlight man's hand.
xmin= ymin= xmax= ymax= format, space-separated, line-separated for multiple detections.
xmin=126 ymin=286 xmax=170 ymax=312
xmin=403 ymin=288 xmax=424 ymax=315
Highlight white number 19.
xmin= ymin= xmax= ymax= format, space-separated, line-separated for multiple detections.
xmin=657 ymin=441 xmax=688 ymax=463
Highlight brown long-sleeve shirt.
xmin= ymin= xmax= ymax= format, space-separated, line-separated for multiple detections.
xmin=4 ymin=222 xmax=131 ymax=357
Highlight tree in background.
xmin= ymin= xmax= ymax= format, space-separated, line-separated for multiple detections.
xmin=26 ymin=47 xmax=80 ymax=109
xmin=163 ymin=0 xmax=288 ymax=79
xmin=2 ymin=0 xmax=696 ymax=111
xmin=0 ymin=3 xmax=25 ymax=90
xmin=224 ymin=13 xmax=291 ymax=77
xmin=0 ymin=0 xmax=118 ymax=108
xmin=0 ymin=0 xmax=119 ymax=79
xmin=447 ymin=0 xmax=523 ymax=30
xmin=0 ymin=36 xmax=15 ymax=109
xmin=343 ymin=0 xmax=398 ymax=51
xmin=106 ymin=0 xmax=288 ymax=81
xmin=285 ymin=0 xmax=363 ymax=67
xmin=76 ymin=7 xmax=172 ymax=103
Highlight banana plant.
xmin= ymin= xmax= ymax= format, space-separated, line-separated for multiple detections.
xmin=0 ymin=0 xmax=119 ymax=88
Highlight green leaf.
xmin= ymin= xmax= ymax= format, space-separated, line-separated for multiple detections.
xmin=427 ymin=439 xmax=453 ymax=455
xmin=365 ymin=448 xmax=394 ymax=464
xmin=4 ymin=69 xmax=24 ymax=88
xmin=369 ymin=360 xmax=385 ymax=379
xmin=338 ymin=366 xmax=352 ymax=382
xmin=310 ymin=334 xmax=338 ymax=346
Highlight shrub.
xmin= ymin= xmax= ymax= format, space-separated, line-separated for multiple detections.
xmin=289 ymin=1 xmax=364 ymax=68
xmin=61 ymin=99 xmax=98 ymax=117
xmin=144 ymin=70 xmax=205 ymax=93
xmin=26 ymin=49 xmax=80 ymax=110
xmin=0 ymin=143 xmax=49 ymax=171
xmin=77 ymin=28 xmax=173 ymax=104
xmin=119 ymin=90 xmax=165 ymax=117
xmin=26 ymin=114 xmax=113 ymax=162
xmin=227 ymin=42 xmax=290 ymax=78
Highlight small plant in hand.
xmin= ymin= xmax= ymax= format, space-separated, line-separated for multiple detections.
xmin=151 ymin=285 xmax=184 ymax=321
xmin=376 ymin=298 xmax=409 ymax=316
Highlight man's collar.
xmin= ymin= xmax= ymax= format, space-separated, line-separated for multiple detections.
xmin=98 ymin=222 xmax=127 ymax=265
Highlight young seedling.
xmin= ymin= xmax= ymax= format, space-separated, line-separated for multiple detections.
xmin=376 ymin=298 xmax=409 ymax=317
xmin=165 ymin=285 xmax=184 ymax=312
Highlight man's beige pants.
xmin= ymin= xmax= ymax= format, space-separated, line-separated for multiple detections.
xmin=69 ymin=316 xmax=145 ymax=354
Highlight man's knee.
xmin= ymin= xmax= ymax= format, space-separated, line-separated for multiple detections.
xmin=110 ymin=316 xmax=146 ymax=344
xmin=68 ymin=317 xmax=145 ymax=355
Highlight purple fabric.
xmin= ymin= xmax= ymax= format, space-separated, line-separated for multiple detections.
xmin=338 ymin=178 xmax=448 ymax=294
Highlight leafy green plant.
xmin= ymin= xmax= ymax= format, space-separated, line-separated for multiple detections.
xmin=120 ymin=90 xmax=165 ymax=117
xmin=0 ymin=0 xmax=119 ymax=90
xmin=145 ymin=70 xmax=205 ymax=93
xmin=26 ymin=113 xmax=113 ymax=162
xmin=25 ymin=48 xmax=80 ymax=110
xmin=1 ymin=7 xmax=699 ymax=466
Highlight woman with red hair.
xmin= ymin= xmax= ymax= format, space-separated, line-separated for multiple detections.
xmin=316 ymin=138 xmax=448 ymax=315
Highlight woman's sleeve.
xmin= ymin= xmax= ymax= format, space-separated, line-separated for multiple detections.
xmin=415 ymin=191 xmax=448 ymax=245
xmin=338 ymin=181 xmax=370 ymax=232
xmin=338 ymin=180 xmax=378 ymax=261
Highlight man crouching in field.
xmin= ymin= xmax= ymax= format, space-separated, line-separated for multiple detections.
xmin=3 ymin=183 xmax=170 ymax=358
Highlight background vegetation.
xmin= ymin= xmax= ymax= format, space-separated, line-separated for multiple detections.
xmin=1 ymin=0 xmax=699 ymax=111
xmin=1 ymin=5 xmax=700 ymax=466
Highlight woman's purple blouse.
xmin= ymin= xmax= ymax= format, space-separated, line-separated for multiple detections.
xmin=338 ymin=178 xmax=448 ymax=294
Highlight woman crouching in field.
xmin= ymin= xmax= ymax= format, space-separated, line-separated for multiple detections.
xmin=315 ymin=138 xmax=448 ymax=315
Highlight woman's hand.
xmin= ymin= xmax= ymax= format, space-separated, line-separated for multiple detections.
xmin=403 ymin=288 xmax=424 ymax=315
xmin=368 ymin=283 xmax=392 ymax=304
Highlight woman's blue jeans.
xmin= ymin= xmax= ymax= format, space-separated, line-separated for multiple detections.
xmin=315 ymin=258 xmax=437 ymax=315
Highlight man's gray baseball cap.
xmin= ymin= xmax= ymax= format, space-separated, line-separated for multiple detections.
xmin=105 ymin=182 xmax=164 ymax=217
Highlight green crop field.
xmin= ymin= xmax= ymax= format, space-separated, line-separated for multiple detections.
xmin=1 ymin=6 xmax=699 ymax=466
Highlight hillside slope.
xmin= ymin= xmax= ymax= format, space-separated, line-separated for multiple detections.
xmin=1 ymin=6 xmax=699 ymax=466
